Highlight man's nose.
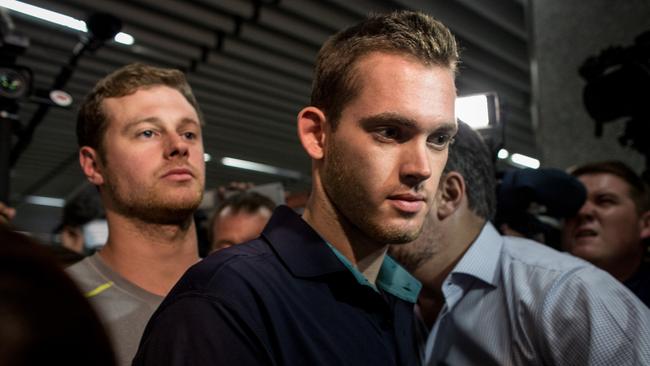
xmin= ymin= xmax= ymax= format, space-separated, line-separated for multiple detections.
xmin=400 ymin=140 xmax=433 ymax=186
xmin=165 ymin=134 xmax=189 ymax=159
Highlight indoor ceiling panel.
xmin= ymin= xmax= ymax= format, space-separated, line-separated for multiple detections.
xmin=4 ymin=0 xmax=535 ymax=221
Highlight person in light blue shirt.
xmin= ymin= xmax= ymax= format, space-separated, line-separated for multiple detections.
xmin=390 ymin=121 xmax=650 ymax=365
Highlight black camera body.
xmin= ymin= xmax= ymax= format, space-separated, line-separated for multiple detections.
xmin=580 ymin=31 xmax=650 ymax=174
xmin=0 ymin=15 xmax=32 ymax=103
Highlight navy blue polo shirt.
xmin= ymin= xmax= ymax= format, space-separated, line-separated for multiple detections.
xmin=133 ymin=205 xmax=421 ymax=366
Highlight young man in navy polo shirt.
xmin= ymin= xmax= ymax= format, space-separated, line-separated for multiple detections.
xmin=134 ymin=11 xmax=459 ymax=366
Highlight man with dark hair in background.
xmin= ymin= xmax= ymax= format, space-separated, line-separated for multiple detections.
xmin=51 ymin=184 xmax=107 ymax=265
xmin=67 ymin=63 xmax=205 ymax=366
xmin=390 ymin=122 xmax=650 ymax=365
xmin=135 ymin=10 xmax=458 ymax=366
xmin=208 ymin=191 xmax=275 ymax=253
xmin=562 ymin=161 xmax=650 ymax=306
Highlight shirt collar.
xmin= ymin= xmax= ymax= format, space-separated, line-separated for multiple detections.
xmin=262 ymin=206 xmax=421 ymax=303
xmin=451 ymin=221 xmax=502 ymax=287
xmin=262 ymin=205 xmax=345 ymax=277
xmin=327 ymin=243 xmax=421 ymax=303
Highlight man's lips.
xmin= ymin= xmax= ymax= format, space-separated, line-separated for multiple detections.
xmin=574 ymin=227 xmax=598 ymax=239
xmin=162 ymin=168 xmax=195 ymax=181
xmin=388 ymin=193 xmax=426 ymax=213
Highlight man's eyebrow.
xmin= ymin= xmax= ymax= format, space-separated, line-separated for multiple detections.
xmin=359 ymin=113 xmax=418 ymax=129
xmin=359 ymin=112 xmax=458 ymax=134
xmin=438 ymin=121 xmax=458 ymax=136
xmin=178 ymin=117 xmax=201 ymax=128
xmin=122 ymin=117 xmax=162 ymax=132
xmin=122 ymin=117 xmax=200 ymax=132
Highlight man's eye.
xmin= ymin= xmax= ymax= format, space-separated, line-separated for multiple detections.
xmin=183 ymin=132 xmax=197 ymax=140
xmin=427 ymin=134 xmax=454 ymax=150
xmin=139 ymin=130 xmax=155 ymax=138
xmin=596 ymin=196 xmax=617 ymax=206
xmin=375 ymin=127 xmax=400 ymax=140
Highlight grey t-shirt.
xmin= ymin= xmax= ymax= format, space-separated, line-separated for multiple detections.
xmin=67 ymin=254 xmax=163 ymax=366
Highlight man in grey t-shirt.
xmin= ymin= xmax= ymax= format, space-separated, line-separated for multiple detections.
xmin=67 ymin=63 xmax=205 ymax=366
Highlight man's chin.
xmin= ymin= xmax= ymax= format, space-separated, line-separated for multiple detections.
xmin=370 ymin=223 xmax=423 ymax=245
xmin=117 ymin=197 xmax=201 ymax=225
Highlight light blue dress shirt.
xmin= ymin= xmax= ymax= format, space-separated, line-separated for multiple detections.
xmin=423 ymin=222 xmax=650 ymax=366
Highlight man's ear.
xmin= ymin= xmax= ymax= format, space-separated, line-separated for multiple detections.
xmin=639 ymin=210 xmax=650 ymax=240
xmin=79 ymin=147 xmax=104 ymax=185
xmin=436 ymin=171 xmax=465 ymax=220
xmin=297 ymin=106 xmax=327 ymax=160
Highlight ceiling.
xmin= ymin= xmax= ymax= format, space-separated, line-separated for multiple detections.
xmin=5 ymin=0 xmax=532 ymax=211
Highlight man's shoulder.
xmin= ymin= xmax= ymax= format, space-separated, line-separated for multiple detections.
xmin=174 ymin=239 xmax=286 ymax=297
xmin=495 ymin=236 xmax=626 ymax=304
xmin=499 ymin=235 xmax=592 ymax=274
xmin=66 ymin=255 xmax=105 ymax=291
xmin=498 ymin=235 xmax=648 ymax=314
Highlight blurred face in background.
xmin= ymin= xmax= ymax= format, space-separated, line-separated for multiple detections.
xmin=210 ymin=206 xmax=272 ymax=252
xmin=562 ymin=173 xmax=650 ymax=276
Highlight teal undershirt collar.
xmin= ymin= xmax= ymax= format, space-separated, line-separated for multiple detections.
xmin=327 ymin=243 xmax=422 ymax=303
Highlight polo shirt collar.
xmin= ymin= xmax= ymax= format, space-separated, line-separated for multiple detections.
xmin=261 ymin=205 xmax=348 ymax=277
xmin=327 ymin=243 xmax=421 ymax=303
xmin=263 ymin=206 xmax=421 ymax=303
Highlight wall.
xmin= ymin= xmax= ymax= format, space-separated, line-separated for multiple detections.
xmin=530 ymin=0 xmax=650 ymax=172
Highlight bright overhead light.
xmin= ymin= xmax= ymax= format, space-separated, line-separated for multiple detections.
xmin=0 ymin=0 xmax=134 ymax=45
xmin=203 ymin=153 xmax=212 ymax=162
xmin=114 ymin=32 xmax=134 ymax=46
xmin=25 ymin=195 xmax=65 ymax=207
xmin=497 ymin=148 xmax=509 ymax=159
xmin=510 ymin=153 xmax=540 ymax=169
xmin=456 ymin=94 xmax=489 ymax=129
xmin=221 ymin=157 xmax=302 ymax=180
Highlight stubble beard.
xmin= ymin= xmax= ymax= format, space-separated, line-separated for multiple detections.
xmin=322 ymin=139 xmax=424 ymax=245
xmin=103 ymin=168 xmax=203 ymax=226
xmin=388 ymin=216 xmax=438 ymax=273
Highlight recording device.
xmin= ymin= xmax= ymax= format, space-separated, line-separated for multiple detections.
xmin=495 ymin=168 xmax=587 ymax=249
xmin=0 ymin=10 xmax=121 ymax=203
xmin=0 ymin=8 xmax=31 ymax=203
xmin=580 ymin=30 xmax=650 ymax=179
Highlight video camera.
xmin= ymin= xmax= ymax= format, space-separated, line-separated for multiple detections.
xmin=580 ymin=30 xmax=650 ymax=179
xmin=0 ymin=8 xmax=35 ymax=104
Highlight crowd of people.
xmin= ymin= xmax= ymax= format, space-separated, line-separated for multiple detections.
xmin=1 ymin=10 xmax=649 ymax=366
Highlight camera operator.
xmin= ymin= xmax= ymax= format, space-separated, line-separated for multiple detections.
xmin=562 ymin=161 xmax=650 ymax=307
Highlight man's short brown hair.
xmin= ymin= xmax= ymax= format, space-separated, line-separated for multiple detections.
xmin=76 ymin=63 xmax=203 ymax=158
xmin=570 ymin=161 xmax=650 ymax=214
xmin=311 ymin=10 xmax=459 ymax=128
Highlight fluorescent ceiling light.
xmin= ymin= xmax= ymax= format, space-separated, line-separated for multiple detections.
xmin=113 ymin=31 xmax=134 ymax=45
xmin=0 ymin=0 xmax=134 ymax=45
xmin=497 ymin=148 xmax=509 ymax=159
xmin=25 ymin=195 xmax=65 ymax=207
xmin=203 ymin=153 xmax=212 ymax=162
xmin=456 ymin=94 xmax=489 ymax=129
xmin=510 ymin=153 xmax=540 ymax=169
xmin=222 ymin=157 xmax=302 ymax=180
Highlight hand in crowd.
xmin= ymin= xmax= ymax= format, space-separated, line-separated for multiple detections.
xmin=0 ymin=201 xmax=16 ymax=225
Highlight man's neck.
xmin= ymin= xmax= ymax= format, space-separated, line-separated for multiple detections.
xmin=415 ymin=216 xmax=485 ymax=328
xmin=603 ymin=254 xmax=643 ymax=283
xmin=302 ymin=191 xmax=387 ymax=285
xmin=99 ymin=212 xmax=200 ymax=296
